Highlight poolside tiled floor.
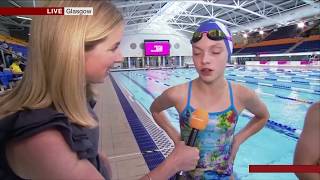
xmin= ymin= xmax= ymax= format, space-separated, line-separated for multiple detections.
xmin=94 ymin=77 xmax=149 ymax=180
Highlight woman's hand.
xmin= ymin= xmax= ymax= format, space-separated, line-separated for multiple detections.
xmin=140 ymin=141 xmax=200 ymax=180
xmin=169 ymin=141 xmax=200 ymax=172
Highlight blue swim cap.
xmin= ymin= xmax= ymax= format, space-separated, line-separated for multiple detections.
xmin=195 ymin=19 xmax=233 ymax=57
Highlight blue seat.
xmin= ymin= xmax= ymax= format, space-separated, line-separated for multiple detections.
xmin=3 ymin=70 xmax=13 ymax=82
xmin=0 ymin=72 xmax=9 ymax=88
xmin=0 ymin=70 xmax=14 ymax=89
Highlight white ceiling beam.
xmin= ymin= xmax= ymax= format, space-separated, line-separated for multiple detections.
xmin=188 ymin=3 xmax=199 ymax=14
xmin=125 ymin=6 xmax=138 ymax=17
xmin=124 ymin=14 xmax=153 ymax=20
xmin=8 ymin=0 xmax=21 ymax=7
xmin=202 ymin=4 xmax=212 ymax=16
xmin=193 ymin=1 xmax=274 ymax=24
xmin=174 ymin=28 xmax=194 ymax=34
xmin=148 ymin=1 xmax=194 ymax=22
xmin=125 ymin=8 xmax=161 ymax=16
xmin=115 ymin=1 xmax=168 ymax=8
xmin=301 ymin=0 xmax=320 ymax=7
xmin=218 ymin=7 xmax=253 ymax=20
xmin=0 ymin=21 xmax=30 ymax=27
xmin=238 ymin=6 xmax=266 ymax=18
xmin=233 ymin=0 xmax=240 ymax=6
xmin=167 ymin=22 xmax=199 ymax=26
xmin=178 ymin=14 xmax=239 ymax=26
xmin=200 ymin=2 xmax=239 ymax=9
xmin=125 ymin=22 xmax=149 ymax=28
xmin=230 ymin=4 xmax=320 ymax=32
xmin=261 ymin=0 xmax=285 ymax=11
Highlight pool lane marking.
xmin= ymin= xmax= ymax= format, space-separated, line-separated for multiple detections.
xmin=125 ymin=72 xmax=316 ymax=104
xmin=118 ymin=72 xmax=303 ymax=140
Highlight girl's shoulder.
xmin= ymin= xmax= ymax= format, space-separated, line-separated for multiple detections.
xmin=156 ymin=82 xmax=189 ymax=111
xmin=228 ymin=81 xmax=256 ymax=110
xmin=164 ymin=83 xmax=188 ymax=97
xmin=229 ymin=81 xmax=252 ymax=96
xmin=172 ymin=81 xmax=189 ymax=92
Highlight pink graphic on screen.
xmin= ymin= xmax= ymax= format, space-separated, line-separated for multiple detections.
xmin=144 ymin=41 xmax=170 ymax=56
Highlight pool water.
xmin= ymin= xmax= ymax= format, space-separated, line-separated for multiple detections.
xmin=112 ymin=66 xmax=320 ymax=180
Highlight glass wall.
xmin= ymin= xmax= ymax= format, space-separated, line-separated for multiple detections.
xmin=148 ymin=56 xmax=159 ymax=67
xmin=120 ymin=56 xmax=186 ymax=69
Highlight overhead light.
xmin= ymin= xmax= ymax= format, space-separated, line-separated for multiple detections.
xmin=259 ymin=30 xmax=264 ymax=35
xmin=297 ymin=22 xmax=304 ymax=28
xmin=243 ymin=33 xmax=248 ymax=38
xmin=16 ymin=16 xmax=32 ymax=20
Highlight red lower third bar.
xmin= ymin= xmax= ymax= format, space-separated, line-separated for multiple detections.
xmin=0 ymin=7 xmax=64 ymax=15
xmin=249 ymin=165 xmax=320 ymax=173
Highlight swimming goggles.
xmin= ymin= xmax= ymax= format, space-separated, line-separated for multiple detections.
xmin=190 ymin=29 xmax=232 ymax=44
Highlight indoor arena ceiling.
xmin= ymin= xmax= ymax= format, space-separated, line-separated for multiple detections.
xmin=113 ymin=0 xmax=320 ymax=36
xmin=0 ymin=0 xmax=319 ymax=41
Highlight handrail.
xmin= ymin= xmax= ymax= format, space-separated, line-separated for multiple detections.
xmin=0 ymin=47 xmax=27 ymax=61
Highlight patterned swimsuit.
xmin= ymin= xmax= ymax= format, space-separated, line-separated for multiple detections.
xmin=179 ymin=81 xmax=239 ymax=180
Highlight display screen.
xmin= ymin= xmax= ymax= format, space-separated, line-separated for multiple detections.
xmin=144 ymin=40 xmax=170 ymax=56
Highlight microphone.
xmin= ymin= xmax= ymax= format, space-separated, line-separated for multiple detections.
xmin=176 ymin=109 xmax=209 ymax=180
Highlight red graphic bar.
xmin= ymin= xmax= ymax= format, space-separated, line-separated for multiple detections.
xmin=0 ymin=7 xmax=64 ymax=15
xmin=249 ymin=165 xmax=320 ymax=173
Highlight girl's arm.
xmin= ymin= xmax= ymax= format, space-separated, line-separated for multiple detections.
xmin=230 ymin=85 xmax=269 ymax=161
xmin=150 ymin=87 xmax=182 ymax=144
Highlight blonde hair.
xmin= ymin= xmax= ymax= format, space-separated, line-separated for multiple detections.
xmin=0 ymin=0 xmax=123 ymax=127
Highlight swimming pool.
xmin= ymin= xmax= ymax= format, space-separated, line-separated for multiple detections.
xmin=111 ymin=66 xmax=320 ymax=180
